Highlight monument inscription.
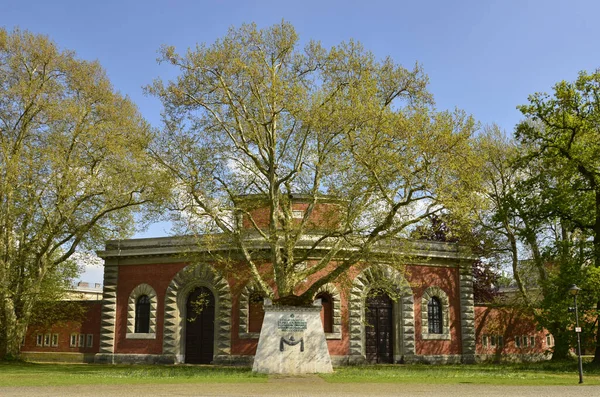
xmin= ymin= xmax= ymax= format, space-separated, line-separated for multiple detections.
xmin=277 ymin=314 xmax=307 ymax=332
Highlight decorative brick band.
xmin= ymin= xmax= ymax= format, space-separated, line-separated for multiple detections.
xmin=162 ymin=263 xmax=232 ymax=363
xmin=348 ymin=264 xmax=414 ymax=362
xmin=97 ymin=265 xmax=118 ymax=356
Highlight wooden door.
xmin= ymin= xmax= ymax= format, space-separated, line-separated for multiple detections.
xmin=185 ymin=287 xmax=215 ymax=364
xmin=365 ymin=291 xmax=393 ymax=363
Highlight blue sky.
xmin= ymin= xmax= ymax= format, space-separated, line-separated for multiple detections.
xmin=4 ymin=0 xmax=600 ymax=282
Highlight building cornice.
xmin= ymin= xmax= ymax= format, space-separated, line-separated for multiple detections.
xmin=97 ymin=233 xmax=476 ymax=266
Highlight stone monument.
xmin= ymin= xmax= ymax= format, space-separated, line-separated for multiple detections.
xmin=252 ymin=299 xmax=333 ymax=374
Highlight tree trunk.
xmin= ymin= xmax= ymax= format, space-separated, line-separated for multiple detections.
xmin=593 ymin=191 xmax=600 ymax=365
xmin=550 ymin=328 xmax=571 ymax=361
xmin=593 ymin=301 xmax=600 ymax=365
xmin=0 ymin=298 xmax=24 ymax=360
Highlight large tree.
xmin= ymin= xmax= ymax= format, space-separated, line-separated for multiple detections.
xmin=0 ymin=29 xmax=168 ymax=359
xmin=148 ymin=22 xmax=482 ymax=305
xmin=515 ymin=70 xmax=600 ymax=363
xmin=475 ymin=125 xmax=590 ymax=360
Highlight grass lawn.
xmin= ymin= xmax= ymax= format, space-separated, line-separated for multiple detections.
xmin=0 ymin=362 xmax=267 ymax=386
xmin=321 ymin=361 xmax=600 ymax=385
xmin=2 ymin=360 xmax=600 ymax=387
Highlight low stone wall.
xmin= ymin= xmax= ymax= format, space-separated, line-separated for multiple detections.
xmin=476 ymin=353 xmax=551 ymax=363
xmin=24 ymin=351 xmax=550 ymax=366
xmin=213 ymin=355 xmax=254 ymax=366
xmin=404 ymin=354 xmax=464 ymax=364
xmin=93 ymin=353 xmax=175 ymax=364
xmin=21 ymin=352 xmax=96 ymax=363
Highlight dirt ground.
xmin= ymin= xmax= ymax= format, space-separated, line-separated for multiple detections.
xmin=2 ymin=376 xmax=600 ymax=397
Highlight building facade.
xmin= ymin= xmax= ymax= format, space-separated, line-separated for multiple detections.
xmin=20 ymin=197 xmax=551 ymax=364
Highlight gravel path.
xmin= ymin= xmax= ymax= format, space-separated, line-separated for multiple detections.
xmin=1 ymin=377 xmax=600 ymax=397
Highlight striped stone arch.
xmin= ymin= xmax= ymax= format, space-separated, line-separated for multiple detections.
xmin=348 ymin=264 xmax=415 ymax=363
xmin=162 ymin=263 xmax=232 ymax=363
xmin=126 ymin=283 xmax=157 ymax=338
xmin=314 ymin=283 xmax=342 ymax=339
xmin=238 ymin=282 xmax=263 ymax=339
xmin=421 ymin=286 xmax=451 ymax=340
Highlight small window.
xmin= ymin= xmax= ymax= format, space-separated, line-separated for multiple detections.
xmin=546 ymin=334 xmax=554 ymax=346
xmin=78 ymin=334 xmax=85 ymax=347
xmin=482 ymin=335 xmax=488 ymax=348
xmin=515 ymin=336 xmax=521 ymax=348
xmin=86 ymin=334 xmax=93 ymax=348
xmin=292 ymin=210 xmax=304 ymax=219
xmin=317 ymin=292 xmax=334 ymax=333
xmin=70 ymin=334 xmax=77 ymax=347
xmin=135 ymin=295 xmax=151 ymax=333
xmin=490 ymin=335 xmax=496 ymax=347
xmin=36 ymin=334 xmax=43 ymax=347
xmin=498 ymin=335 xmax=504 ymax=347
xmin=44 ymin=334 xmax=51 ymax=347
xmin=427 ymin=297 xmax=443 ymax=334
xmin=51 ymin=334 xmax=59 ymax=347
xmin=530 ymin=336 xmax=535 ymax=347
xmin=522 ymin=335 xmax=528 ymax=347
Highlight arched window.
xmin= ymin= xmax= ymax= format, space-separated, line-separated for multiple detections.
xmin=248 ymin=291 xmax=265 ymax=333
xmin=126 ymin=283 xmax=157 ymax=339
xmin=313 ymin=284 xmax=342 ymax=339
xmin=421 ymin=286 xmax=450 ymax=340
xmin=427 ymin=297 xmax=442 ymax=334
xmin=316 ymin=292 xmax=333 ymax=333
xmin=135 ymin=295 xmax=151 ymax=333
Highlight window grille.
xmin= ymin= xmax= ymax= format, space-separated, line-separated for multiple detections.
xmin=427 ymin=297 xmax=443 ymax=334
xmin=135 ymin=295 xmax=151 ymax=333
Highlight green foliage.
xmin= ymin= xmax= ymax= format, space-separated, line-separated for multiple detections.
xmin=186 ymin=290 xmax=211 ymax=323
xmin=148 ymin=21 xmax=483 ymax=303
xmin=0 ymin=28 xmax=170 ymax=359
xmin=475 ymin=71 xmax=600 ymax=362
xmin=513 ymin=70 xmax=600 ymax=363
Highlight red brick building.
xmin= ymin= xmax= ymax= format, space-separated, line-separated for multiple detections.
xmin=21 ymin=295 xmax=102 ymax=363
xmin=21 ymin=196 xmax=551 ymax=364
xmin=475 ymin=305 xmax=552 ymax=361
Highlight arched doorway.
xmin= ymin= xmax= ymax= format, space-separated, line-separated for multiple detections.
xmin=365 ymin=290 xmax=393 ymax=363
xmin=185 ymin=287 xmax=215 ymax=364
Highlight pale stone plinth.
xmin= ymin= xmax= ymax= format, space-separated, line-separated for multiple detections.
xmin=252 ymin=301 xmax=333 ymax=374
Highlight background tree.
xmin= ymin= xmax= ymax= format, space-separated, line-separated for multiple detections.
xmin=515 ymin=70 xmax=600 ymax=363
xmin=148 ymin=22 xmax=482 ymax=306
xmin=474 ymin=126 xmax=571 ymax=359
xmin=0 ymin=28 xmax=169 ymax=359
xmin=475 ymin=122 xmax=599 ymax=361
